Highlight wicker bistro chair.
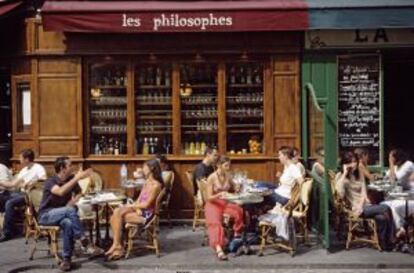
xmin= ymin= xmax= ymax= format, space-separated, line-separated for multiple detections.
xmin=24 ymin=187 xmax=61 ymax=263
xmin=291 ymin=179 xmax=314 ymax=244
xmin=328 ymin=169 xmax=345 ymax=236
xmin=258 ymin=181 xmax=302 ymax=257
xmin=186 ymin=171 xmax=204 ymax=231
xmin=161 ymin=171 xmax=175 ymax=228
xmin=124 ymin=187 xmax=167 ymax=258
xmin=343 ymin=203 xmax=381 ymax=251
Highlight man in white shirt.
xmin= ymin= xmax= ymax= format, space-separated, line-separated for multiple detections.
xmin=0 ymin=162 xmax=13 ymax=212
xmin=0 ymin=149 xmax=47 ymax=241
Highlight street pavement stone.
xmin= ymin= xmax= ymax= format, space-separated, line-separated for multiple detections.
xmin=1 ymin=225 xmax=413 ymax=273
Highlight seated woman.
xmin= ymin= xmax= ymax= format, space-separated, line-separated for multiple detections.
xmin=311 ymin=147 xmax=325 ymax=180
xmin=336 ymin=151 xmax=395 ymax=250
xmin=292 ymin=147 xmax=306 ymax=178
xmin=354 ymin=148 xmax=376 ymax=182
xmin=267 ymin=146 xmax=304 ymax=207
xmin=382 ymin=149 xmax=414 ymax=240
xmin=204 ymin=156 xmax=244 ymax=261
xmin=105 ymin=159 xmax=163 ymax=260
xmin=387 ymin=149 xmax=414 ymax=190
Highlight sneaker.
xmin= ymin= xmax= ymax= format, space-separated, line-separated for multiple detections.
xmin=59 ymin=259 xmax=71 ymax=272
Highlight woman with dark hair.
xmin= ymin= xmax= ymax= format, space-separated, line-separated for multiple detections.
xmin=204 ymin=156 xmax=244 ymax=261
xmin=387 ymin=149 xmax=414 ymax=190
xmin=354 ymin=148 xmax=377 ymax=182
xmin=336 ymin=151 xmax=395 ymax=250
xmin=105 ymin=159 xmax=163 ymax=260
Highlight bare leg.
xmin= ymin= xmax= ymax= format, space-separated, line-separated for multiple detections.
xmin=106 ymin=207 xmax=133 ymax=255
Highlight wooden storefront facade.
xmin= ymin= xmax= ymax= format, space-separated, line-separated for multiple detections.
xmin=10 ymin=18 xmax=303 ymax=219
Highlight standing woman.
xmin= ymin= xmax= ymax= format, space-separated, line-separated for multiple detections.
xmin=336 ymin=151 xmax=395 ymax=250
xmin=204 ymin=156 xmax=244 ymax=260
xmin=105 ymin=159 xmax=164 ymax=260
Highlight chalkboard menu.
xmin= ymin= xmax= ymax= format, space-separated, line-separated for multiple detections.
xmin=338 ymin=55 xmax=381 ymax=165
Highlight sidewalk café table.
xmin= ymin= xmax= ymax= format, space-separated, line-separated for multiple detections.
xmin=79 ymin=190 xmax=126 ymax=248
xmin=385 ymin=189 xmax=414 ymax=251
xmin=223 ymin=191 xmax=265 ymax=255
xmin=367 ymin=178 xmax=394 ymax=204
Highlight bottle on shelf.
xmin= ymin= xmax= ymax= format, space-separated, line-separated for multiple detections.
xmin=189 ymin=141 xmax=195 ymax=155
xmin=195 ymin=142 xmax=201 ymax=155
xmin=120 ymin=163 xmax=128 ymax=185
xmin=149 ymin=137 xmax=154 ymax=154
xmin=246 ymin=67 xmax=253 ymax=84
xmin=155 ymin=67 xmax=162 ymax=86
xmin=200 ymin=141 xmax=206 ymax=155
xmin=94 ymin=142 xmax=101 ymax=155
xmin=142 ymin=137 xmax=149 ymax=155
xmin=165 ymin=70 xmax=171 ymax=86
xmin=114 ymin=140 xmax=120 ymax=155
xmin=239 ymin=66 xmax=246 ymax=84
xmin=108 ymin=138 xmax=114 ymax=154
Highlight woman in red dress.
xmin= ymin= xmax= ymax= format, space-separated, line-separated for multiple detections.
xmin=204 ymin=156 xmax=244 ymax=260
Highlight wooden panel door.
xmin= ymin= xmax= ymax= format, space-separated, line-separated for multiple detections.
xmin=36 ymin=57 xmax=82 ymax=158
xmin=272 ymin=54 xmax=301 ymax=154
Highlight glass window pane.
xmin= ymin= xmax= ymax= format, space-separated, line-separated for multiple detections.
xmin=226 ymin=62 xmax=264 ymax=154
xmin=89 ymin=63 xmax=127 ymax=155
xmin=135 ymin=64 xmax=172 ymax=155
xmin=180 ymin=63 xmax=218 ymax=155
xmin=16 ymin=82 xmax=31 ymax=133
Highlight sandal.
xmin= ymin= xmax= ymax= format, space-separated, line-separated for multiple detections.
xmin=106 ymin=250 xmax=125 ymax=261
xmin=216 ymin=249 xmax=228 ymax=261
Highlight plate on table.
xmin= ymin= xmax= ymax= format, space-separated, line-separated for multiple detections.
xmin=247 ymin=187 xmax=268 ymax=194
xmin=388 ymin=192 xmax=410 ymax=198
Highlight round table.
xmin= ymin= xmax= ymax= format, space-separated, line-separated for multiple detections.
xmin=385 ymin=191 xmax=414 ymax=252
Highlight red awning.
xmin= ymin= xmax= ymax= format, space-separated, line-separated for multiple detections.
xmin=0 ymin=1 xmax=22 ymax=17
xmin=41 ymin=1 xmax=309 ymax=33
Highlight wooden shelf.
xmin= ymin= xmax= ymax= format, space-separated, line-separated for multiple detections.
xmin=138 ymin=110 xmax=172 ymax=114
xmin=227 ymin=101 xmax=263 ymax=105
xmin=137 ymin=115 xmax=172 ymax=120
xmin=136 ymin=101 xmax=172 ymax=106
xmin=91 ymin=116 xmax=127 ymax=120
xmin=228 ymin=129 xmax=262 ymax=133
xmin=228 ymin=83 xmax=263 ymax=88
xmin=137 ymin=85 xmax=171 ymax=90
xmin=91 ymin=85 xmax=127 ymax=89
xmin=227 ymin=115 xmax=263 ymax=119
xmin=183 ymin=130 xmax=217 ymax=134
xmin=183 ymin=116 xmax=217 ymax=119
xmin=183 ymin=84 xmax=217 ymax=89
xmin=91 ymin=131 xmax=127 ymax=135
xmin=181 ymin=101 xmax=216 ymax=105
xmin=136 ymin=131 xmax=172 ymax=134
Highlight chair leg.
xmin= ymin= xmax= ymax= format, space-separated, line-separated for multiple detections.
xmin=192 ymin=206 xmax=198 ymax=232
xmin=125 ymin=228 xmax=134 ymax=259
xmin=346 ymin=221 xmax=353 ymax=250
xmin=153 ymin=232 xmax=160 ymax=258
xmin=258 ymin=225 xmax=267 ymax=256
xmin=167 ymin=210 xmax=172 ymax=229
xmin=29 ymin=236 xmax=38 ymax=260
xmin=49 ymin=231 xmax=61 ymax=264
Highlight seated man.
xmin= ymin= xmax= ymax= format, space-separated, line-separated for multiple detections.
xmin=0 ymin=149 xmax=47 ymax=241
xmin=192 ymin=147 xmax=218 ymax=195
xmin=38 ymin=156 xmax=96 ymax=271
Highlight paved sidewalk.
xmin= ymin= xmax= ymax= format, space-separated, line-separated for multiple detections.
xmin=1 ymin=225 xmax=413 ymax=273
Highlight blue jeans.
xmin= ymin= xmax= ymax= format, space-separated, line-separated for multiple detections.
xmin=39 ymin=206 xmax=84 ymax=259
xmin=362 ymin=204 xmax=395 ymax=249
xmin=267 ymin=191 xmax=289 ymax=206
xmin=3 ymin=192 xmax=26 ymax=237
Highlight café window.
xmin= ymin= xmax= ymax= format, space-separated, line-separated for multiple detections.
xmin=16 ymin=82 xmax=31 ymax=133
xmin=88 ymin=62 xmax=128 ymax=155
xmin=180 ymin=63 xmax=218 ymax=155
xmin=135 ymin=64 xmax=173 ymax=155
xmin=226 ymin=62 xmax=264 ymax=155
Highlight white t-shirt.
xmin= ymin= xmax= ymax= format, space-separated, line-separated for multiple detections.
xmin=0 ymin=164 xmax=12 ymax=182
xmin=275 ymin=163 xmax=302 ymax=199
xmin=296 ymin=162 xmax=306 ymax=177
xmin=17 ymin=163 xmax=47 ymax=184
xmin=386 ymin=160 xmax=414 ymax=190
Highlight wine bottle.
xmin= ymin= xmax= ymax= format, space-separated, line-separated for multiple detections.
xmin=142 ymin=137 xmax=149 ymax=155
xmin=155 ymin=67 xmax=162 ymax=86
xmin=114 ymin=140 xmax=120 ymax=155
xmin=165 ymin=70 xmax=171 ymax=86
